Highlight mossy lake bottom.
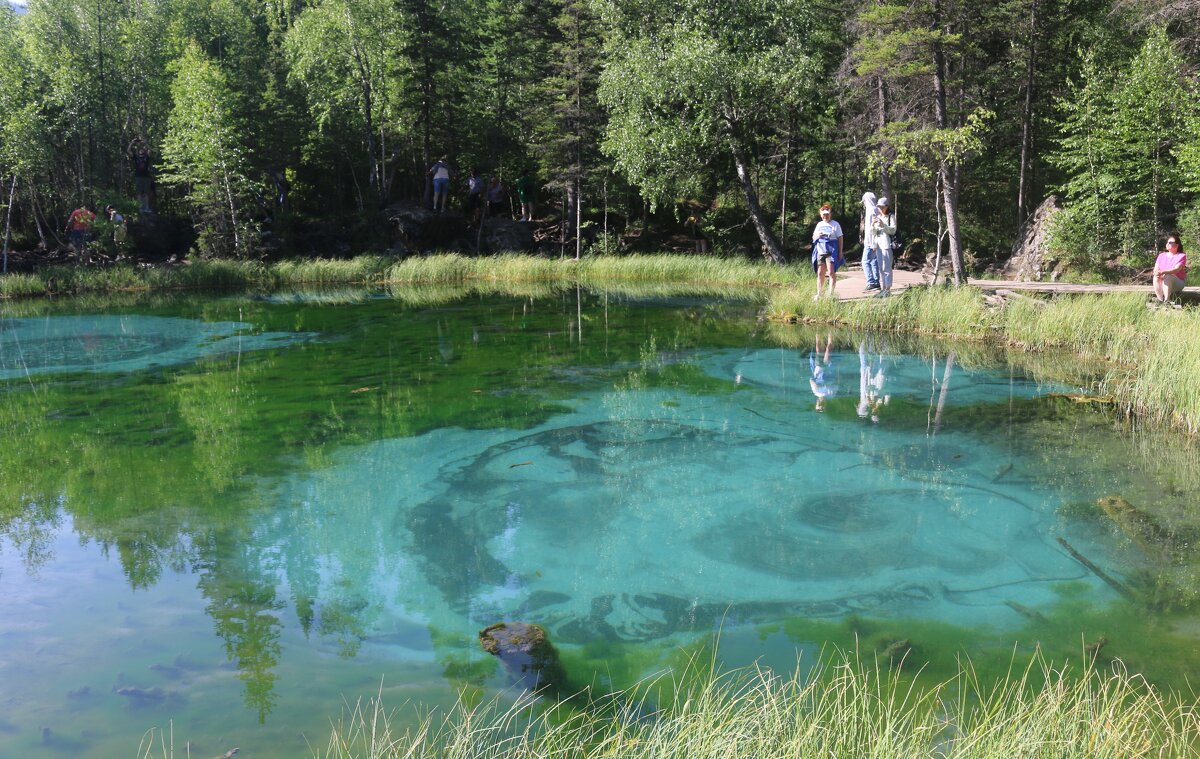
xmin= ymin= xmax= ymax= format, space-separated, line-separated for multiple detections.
xmin=1 ymin=287 xmax=1199 ymax=757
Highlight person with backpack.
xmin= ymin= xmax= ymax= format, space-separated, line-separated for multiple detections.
xmin=428 ymin=156 xmax=453 ymax=213
xmin=65 ymin=205 xmax=96 ymax=252
xmin=515 ymin=172 xmax=537 ymax=221
xmin=466 ymin=168 xmax=485 ymax=224
xmin=105 ymin=205 xmax=129 ymax=250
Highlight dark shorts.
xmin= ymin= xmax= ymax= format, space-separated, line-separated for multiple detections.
xmin=433 ymin=177 xmax=450 ymax=194
xmin=815 ymin=250 xmax=834 ymax=263
xmin=468 ymin=193 xmax=482 ymax=211
xmin=488 ymin=201 xmax=505 ymax=216
xmin=135 ymin=176 xmax=151 ymax=194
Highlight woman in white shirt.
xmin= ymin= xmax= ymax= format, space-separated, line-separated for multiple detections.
xmin=811 ymin=204 xmax=844 ymax=300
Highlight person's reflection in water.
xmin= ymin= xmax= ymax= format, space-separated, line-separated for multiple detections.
xmin=858 ymin=340 xmax=873 ymax=420
xmin=866 ymin=340 xmax=890 ymax=422
xmin=809 ymin=333 xmax=838 ymax=412
xmin=857 ymin=338 xmax=890 ymax=422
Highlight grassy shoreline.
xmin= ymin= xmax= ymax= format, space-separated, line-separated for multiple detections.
xmin=138 ymin=652 xmax=1200 ymax=758
xmin=2 ymin=252 xmax=1193 ymax=434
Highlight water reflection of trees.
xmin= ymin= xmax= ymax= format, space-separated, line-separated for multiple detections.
xmin=195 ymin=530 xmax=284 ymax=724
xmin=6 ymin=294 xmax=1200 ymax=722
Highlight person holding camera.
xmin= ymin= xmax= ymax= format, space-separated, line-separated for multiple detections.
xmin=869 ymin=197 xmax=897 ymax=297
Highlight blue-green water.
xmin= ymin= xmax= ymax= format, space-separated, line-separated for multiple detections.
xmin=0 ymin=290 xmax=1196 ymax=756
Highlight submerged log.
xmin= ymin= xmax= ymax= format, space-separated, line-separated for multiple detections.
xmin=478 ymin=622 xmax=567 ymax=695
xmin=1096 ymin=495 xmax=1174 ymax=556
xmin=1047 ymin=392 xmax=1116 ymax=405
xmin=1004 ymin=600 xmax=1048 ymax=624
xmin=1056 ymin=537 xmax=1136 ymax=600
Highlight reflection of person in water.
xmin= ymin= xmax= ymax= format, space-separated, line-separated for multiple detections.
xmin=858 ymin=339 xmax=890 ymax=422
xmin=809 ymin=333 xmax=837 ymax=411
xmin=858 ymin=341 xmax=873 ymax=419
xmin=868 ymin=343 xmax=888 ymax=420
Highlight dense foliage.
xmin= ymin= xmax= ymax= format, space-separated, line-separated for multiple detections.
xmin=0 ymin=0 xmax=1195 ymax=274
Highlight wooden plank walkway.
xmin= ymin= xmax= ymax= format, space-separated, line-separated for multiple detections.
xmin=832 ymin=267 xmax=1163 ymax=302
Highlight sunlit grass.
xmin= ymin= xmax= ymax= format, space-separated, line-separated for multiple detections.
xmin=274 ymin=652 xmax=1200 ymax=758
xmin=0 ymin=272 xmax=44 ymax=298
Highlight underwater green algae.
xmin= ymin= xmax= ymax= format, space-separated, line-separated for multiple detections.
xmin=5 ymin=289 xmax=1200 ymax=757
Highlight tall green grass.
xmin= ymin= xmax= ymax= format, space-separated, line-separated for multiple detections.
xmin=0 ymin=272 xmax=45 ymax=298
xmin=212 ymin=653 xmax=1198 ymax=758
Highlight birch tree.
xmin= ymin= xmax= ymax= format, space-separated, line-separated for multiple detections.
xmin=160 ymin=42 xmax=257 ymax=256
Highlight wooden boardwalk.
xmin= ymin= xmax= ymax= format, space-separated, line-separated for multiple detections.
xmin=833 ymin=267 xmax=1160 ymax=301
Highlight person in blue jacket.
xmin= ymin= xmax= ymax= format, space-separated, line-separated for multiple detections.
xmin=811 ymin=203 xmax=844 ymax=300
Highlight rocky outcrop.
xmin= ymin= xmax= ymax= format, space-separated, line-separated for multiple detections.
xmin=480 ymin=218 xmax=534 ymax=253
xmin=1002 ymin=196 xmax=1063 ymax=281
xmin=386 ymin=201 xmax=535 ymax=253
xmin=478 ymin=622 xmax=567 ymax=694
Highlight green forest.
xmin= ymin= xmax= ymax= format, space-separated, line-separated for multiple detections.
xmin=0 ymin=0 xmax=1195 ymax=281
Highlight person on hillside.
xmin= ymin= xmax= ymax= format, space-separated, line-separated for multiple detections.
xmin=466 ymin=168 xmax=485 ymax=224
xmin=811 ymin=203 xmax=844 ymax=300
xmin=272 ymin=168 xmax=291 ymax=211
xmin=1154 ymin=234 xmax=1187 ymax=303
xmin=869 ymin=197 xmax=897 ymax=297
xmin=486 ymin=176 xmax=506 ymax=217
xmin=128 ymin=139 xmax=154 ymax=213
xmin=860 ymin=192 xmax=880 ymax=292
xmin=65 ymin=204 xmax=96 ymax=252
xmin=105 ymin=204 xmax=128 ymax=249
xmin=428 ymin=156 xmax=453 ymax=213
xmin=515 ymin=172 xmax=537 ymax=221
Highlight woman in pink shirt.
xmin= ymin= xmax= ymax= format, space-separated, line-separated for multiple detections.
xmin=1154 ymin=234 xmax=1187 ymax=303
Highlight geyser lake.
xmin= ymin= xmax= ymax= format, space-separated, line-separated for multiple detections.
xmin=2 ymin=288 xmax=1199 ymax=757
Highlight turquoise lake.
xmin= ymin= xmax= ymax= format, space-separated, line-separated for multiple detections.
xmin=1 ymin=288 xmax=1198 ymax=757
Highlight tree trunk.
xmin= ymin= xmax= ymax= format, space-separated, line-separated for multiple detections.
xmin=1016 ymin=0 xmax=1039 ymax=229
xmin=875 ymin=77 xmax=893 ymax=200
xmin=940 ymin=162 xmax=965 ymax=284
xmin=931 ymin=0 xmax=965 ymax=285
xmin=731 ymin=145 xmax=786 ymax=265
xmin=348 ymin=31 xmax=379 ymax=196
xmin=2 ymin=176 xmax=16 ymax=275
xmin=780 ymin=125 xmax=791 ymax=249
xmin=602 ymin=176 xmax=608 ymax=254
xmin=931 ymin=174 xmax=945 ymax=285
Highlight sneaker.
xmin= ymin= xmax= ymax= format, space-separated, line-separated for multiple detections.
xmin=865 ymin=283 xmax=881 ymax=291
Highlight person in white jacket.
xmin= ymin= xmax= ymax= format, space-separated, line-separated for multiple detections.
xmin=869 ymin=197 xmax=897 ymax=297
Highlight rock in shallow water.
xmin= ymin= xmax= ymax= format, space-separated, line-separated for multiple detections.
xmin=478 ymin=622 xmax=567 ymax=695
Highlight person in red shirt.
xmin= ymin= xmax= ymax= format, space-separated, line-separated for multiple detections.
xmin=1153 ymin=234 xmax=1187 ymax=303
xmin=65 ymin=205 xmax=97 ymax=252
